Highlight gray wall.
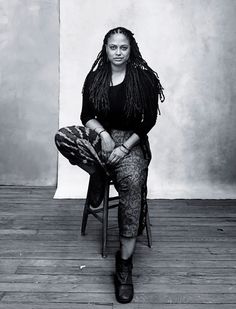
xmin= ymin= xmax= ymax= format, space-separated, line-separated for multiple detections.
xmin=0 ymin=0 xmax=59 ymax=186
xmin=0 ymin=0 xmax=236 ymax=196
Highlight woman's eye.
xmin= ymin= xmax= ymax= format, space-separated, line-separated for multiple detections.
xmin=121 ymin=47 xmax=128 ymax=51
xmin=110 ymin=46 xmax=116 ymax=50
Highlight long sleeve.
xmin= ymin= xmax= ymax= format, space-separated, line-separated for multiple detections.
xmin=133 ymin=96 xmax=158 ymax=138
xmin=133 ymin=70 xmax=160 ymax=138
xmin=80 ymin=74 xmax=96 ymax=126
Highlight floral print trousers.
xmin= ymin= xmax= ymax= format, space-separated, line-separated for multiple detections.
xmin=55 ymin=126 xmax=151 ymax=238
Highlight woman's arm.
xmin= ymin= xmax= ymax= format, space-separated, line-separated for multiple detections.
xmin=85 ymin=119 xmax=105 ymax=134
xmin=122 ymin=133 xmax=140 ymax=150
xmin=85 ymin=119 xmax=115 ymax=161
xmin=81 ymin=73 xmax=115 ymax=161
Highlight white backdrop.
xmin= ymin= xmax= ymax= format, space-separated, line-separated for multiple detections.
xmin=55 ymin=0 xmax=236 ymax=199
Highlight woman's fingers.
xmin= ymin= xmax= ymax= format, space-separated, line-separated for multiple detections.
xmin=101 ymin=139 xmax=115 ymax=161
xmin=102 ymin=151 xmax=109 ymax=161
xmin=105 ymin=146 xmax=128 ymax=165
xmin=102 ymin=147 xmax=114 ymax=162
xmin=107 ymin=152 xmax=122 ymax=165
xmin=107 ymin=153 xmax=114 ymax=164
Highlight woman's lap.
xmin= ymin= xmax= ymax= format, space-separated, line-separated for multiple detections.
xmin=55 ymin=126 xmax=149 ymax=237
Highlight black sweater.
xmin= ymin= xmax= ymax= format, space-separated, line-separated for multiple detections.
xmin=80 ymin=71 xmax=158 ymax=138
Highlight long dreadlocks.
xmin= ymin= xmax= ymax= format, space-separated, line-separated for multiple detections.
xmin=83 ymin=27 xmax=165 ymax=118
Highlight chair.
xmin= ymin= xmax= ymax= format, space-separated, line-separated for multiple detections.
xmin=81 ymin=175 xmax=152 ymax=258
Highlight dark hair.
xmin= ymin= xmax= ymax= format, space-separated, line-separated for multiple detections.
xmin=83 ymin=26 xmax=165 ymax=117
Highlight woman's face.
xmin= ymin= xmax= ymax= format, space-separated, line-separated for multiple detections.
xmin=106 ymin=33 xmax=130 ymax=67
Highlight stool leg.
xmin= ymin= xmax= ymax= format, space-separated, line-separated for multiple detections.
xmin=146 ymin=208 xmax=152 ymax=248
xmin=81 ymin=177 xmax=92 ymax=236
xmin=81 ymin=198 xmax=89 ymax=236
xmin=102 ymin=180 xmax=109 ymax=258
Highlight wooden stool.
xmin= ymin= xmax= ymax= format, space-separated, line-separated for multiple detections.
xmin=81 ymin=175 xmax=152 ymax=258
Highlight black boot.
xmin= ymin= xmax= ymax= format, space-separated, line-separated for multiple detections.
xmin=114 ymin=251 xmax=134 ymax=303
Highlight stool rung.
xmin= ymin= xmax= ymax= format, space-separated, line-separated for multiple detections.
xmin=108 ymin=196 xmax=119 ymax=201
xmin=90 ymin=212 xmax=103 ymax=223
xmin=88 ymin=202 xmax=119 ymax=214
xmin=108 ymin=203 xmax=119 ymax=209
xmin=108 ymin=224 xmax=117 ymax=230
xmin=88 ymin=204 xmax=119 ymax=223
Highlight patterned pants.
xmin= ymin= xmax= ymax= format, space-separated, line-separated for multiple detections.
xmin=55 ymin=126 xmax=150 ymax=238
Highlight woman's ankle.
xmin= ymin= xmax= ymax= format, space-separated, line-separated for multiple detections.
xmin=120 ymin=236 xmax=136 ymax=260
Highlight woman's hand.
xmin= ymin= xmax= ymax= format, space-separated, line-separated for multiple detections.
xmin=100 ymin=131 xmax=115 ymax=161
xmin=107 ymin=146 xmax=128 ymax=165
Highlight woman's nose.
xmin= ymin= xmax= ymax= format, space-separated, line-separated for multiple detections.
xmin=116 ymin=48 xmax=121 ymax=55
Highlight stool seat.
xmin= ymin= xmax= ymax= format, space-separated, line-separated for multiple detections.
xmin=81 ymin=175 xmax=152 ymax=258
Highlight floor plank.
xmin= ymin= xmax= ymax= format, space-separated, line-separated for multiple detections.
xmin=0 ymin=186 xmax=236 ymax=307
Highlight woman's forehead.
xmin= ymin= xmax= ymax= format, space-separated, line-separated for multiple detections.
xmin=107 ymin=33 xmax=130 ymax=45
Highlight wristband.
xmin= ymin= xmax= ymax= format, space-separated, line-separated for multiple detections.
xmin=119 ymin=146 xmax=129 ymax=155
xmin=120 ymin=144 xmax=130 ymax=154
xmin=95 ymin=127 xmax=103 ymax=134
xmin=121 ymin=143 xmax=130 ymax=152
xmin=98 ymin=129 xmax=106 ymax=136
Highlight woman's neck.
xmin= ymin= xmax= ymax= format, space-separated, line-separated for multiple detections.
xmin=111 ymin=66 xmax=126 ymax=86
xmin=111 ymin=63 xmax=126 ymax=74
xmin=110 ymin=63 xmax=126 ymax=86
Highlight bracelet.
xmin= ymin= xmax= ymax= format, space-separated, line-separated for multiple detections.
xmin=121 ymin=143 xmax=130 ymax=152
xmin=94 ymin=127 xmax=102 ymax=134
xmin=119 ymin=146 xmax=129 ymax=155
xmin=120 ymin=144 xmax=129 ymax=154
xmin=98 ymin=129 xmax=106 ymax=136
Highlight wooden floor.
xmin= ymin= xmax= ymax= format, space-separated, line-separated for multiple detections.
xmin=0 ymin=187 xmax=236 ymax=309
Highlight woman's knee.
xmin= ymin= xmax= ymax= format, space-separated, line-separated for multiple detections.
xmin=54 ymin=128 xmax=65 ymax=149
xmin=54 ymin=126 xmax=77 ymax=150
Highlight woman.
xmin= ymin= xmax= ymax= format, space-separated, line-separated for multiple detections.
xmin=55 ymin=27 xmax=164 ymax=304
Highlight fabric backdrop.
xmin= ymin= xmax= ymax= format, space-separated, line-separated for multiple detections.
xmin=55 ymin=0 xmax=236 ymax=198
